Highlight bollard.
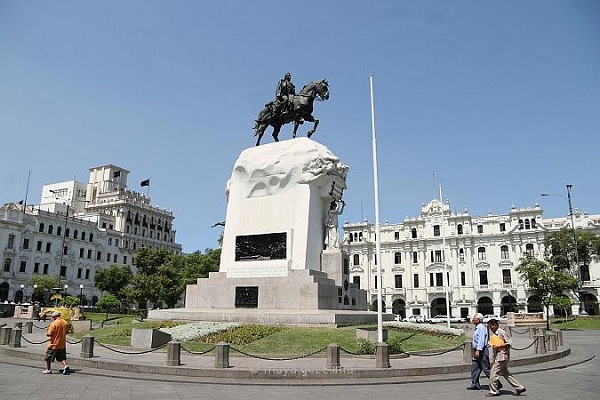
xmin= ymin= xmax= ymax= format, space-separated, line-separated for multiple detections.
xmin=375 ymin=342 xmax=390 ymax=369
xmin=463 ymin=338 xmax=472 ymax=364
xmin=80 ymin=335 xmax=95 ymax=358
xmin=214 ymin=342 xmax=230 ymax=368
xmin=166 ymin=341 xmax=181 ymax=366
xmin=326 ymin=343 xmax=340 ymax=369
xmin=0 ymin=327 xmax=12 ymax=345
xmin=553 ymin=329 xmax=564 ymax=347
xmin=546 ymin=332 xmax=557 ymax=351
xmin=14 ymin=322 xmax=23 ymax=330
xmin=9 ymin=327 xmax=22 ymax=348
xmin=534 ymin=332 xmax=546 ymax=354
xmin=528 ymin=326 xmax=535 ymax=339
xmin=24 ymin=321 xmax=33 ymax=334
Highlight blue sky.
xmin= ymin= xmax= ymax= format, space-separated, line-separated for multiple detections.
xmin=1 ymin=1 xmax=599 ymax=253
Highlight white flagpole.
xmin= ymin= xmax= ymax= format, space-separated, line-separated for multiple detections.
xmin=440 ymin=184 xmax=451 ymax=328
xmin=370 ymin=74 xmax=383 ymax=342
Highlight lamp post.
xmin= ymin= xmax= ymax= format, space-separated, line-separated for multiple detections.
xmin=79 ymin=284 xmax=84 ymax=307
xmin=33 ymin=284 xmax=38 ymax=303
xmin=541 ymin=184 xmax=586 ymax=316
xmin=19 ymin=284 xmax=24 ymax=303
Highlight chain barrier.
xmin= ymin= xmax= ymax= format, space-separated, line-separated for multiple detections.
xmin=229 ymin=346 xmax=327 ymax=361
xmin=509 ymin=327 xmax=530 ymax=335
xmin=180 ymin=344 xmax=216 ymax=355
xmin=95 ymin=339 xmax=168 ymax=355
xmin=32 ymin=322 xmax=50 ymax=330
xmin=339 ymin=346 xmax=369 ymax=356
xmin=408 ymin=342 xmax=465 ymax=357
xmin=511 ymin=337 xmax=537 ymax=351
xmin=67 ymin=338 xmax=83 ymax=345
xmin=20 ymin=335 xmax=49 ymax=345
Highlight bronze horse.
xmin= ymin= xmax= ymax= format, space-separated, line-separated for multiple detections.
xmin=253 ymin=79 xmax=329 ymax=146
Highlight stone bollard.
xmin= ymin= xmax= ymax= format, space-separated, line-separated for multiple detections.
xmin=9 ymin=327 xmax=22 ymax=348
xmin=546 ymin=332 xmax=557 ymax=351
xmin=214 ymin=342 xmax=230 ymax=369
xmin=0 ymin=326 xmax=12 ymax=345
xmin=14 ymin=322 xmax=23 ymax=329
xmin=326 ymin=343 xmax=340 ymax=369
xmin=166 ymin=341 xmax=181 ymax=366
xmin=24 ymin=321 xmax=33 ymax=333
xmin=375 ymin=342 xmax=390 ymax=369
xmin=463 ymin=338 xmax=472 ymax=364
xmin=534 ymin=332 xmax=546 ymax=354
xmin=528 ymin=326 xmax=535 ymax=339
xmin=553 ymin=329 xmax=564 ymax=347
xmin=80 ymin=335 xmax=95 ymax=358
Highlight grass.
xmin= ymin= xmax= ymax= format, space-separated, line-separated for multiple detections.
xmin=72 ymin=314 xmax=465 ymax=355
xmin=550 ymin=315 xmax=600 ymax=330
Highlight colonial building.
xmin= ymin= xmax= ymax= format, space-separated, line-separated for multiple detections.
xmin=0 ymin=164 xmax=182 ymax=304
xmin=343 ymin=199 xmax=600 ymax=319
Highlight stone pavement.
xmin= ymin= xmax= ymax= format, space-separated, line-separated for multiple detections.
xmin=0 ymin=318 xmax=588 ymax=386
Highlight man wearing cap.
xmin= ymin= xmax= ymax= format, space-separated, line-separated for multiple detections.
xmin=467 ymin=313 xmax=494 ymax=390
xmin=43 ymin=311 xmax=70 ymax=374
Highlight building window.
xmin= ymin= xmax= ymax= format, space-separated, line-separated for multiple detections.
xmin=353 ymin=276 xmax=360 ymax=287
xmin=19 ymin=260 xmax=27 ymax=273
xmin=434 ymin=250 xmax=443 ymax=263
xmin=77 ymin=268 xmax=82 ymax=279
xmin=500 ymin=245 xmax=509 ymax=259
xmin=3 ymin=258 xmax=11 ymax=272
xmin=97 ymin=251 xmax=102 ymax=261
xmin=36 ymin=241 xmax=42 ymax=251
xmin=478 ymin=247 xmax=486 ymax=260
xmin=457 ymin=224 xmax=463 ymax=235
xmin=460 ymin=271 xmax=466 ymax=286
xmin=85 ymin=269 xmax=90 ymax=279
xmin=429 ymin=272 xmax=434 ymax=287
xmin=45 ymin=243 xmax=51 ymax=253
xmin=63 ymin=245 xmax=68 ymax=255
xmin=394 ymin=274 xmax=403 ymax=288
xmin=79 ymin=248 xmax=84 ymax=258
xmin=479 ymin=270 xmax=488 ymax=285
xmin=358 ymin=232 xmax=363 ymax=242
xmin=412 ymin=251 xmax=418 ymax=263
xmin=413 ymin=274 xmax=419 ymax=288
xmin=123 ymin=256 xmax=128 ymax=264
xmin=113 ymin=254 xmax=117 ymax=263
xmin=107 ymin=253 xmax=111 ymax=262
xmin=394 ymin=231 xmax=400 ymax=240
xmin=22 ymin=238 xmax=29 ymax=249
xmin=74 ymin=230 xmax=78 ymax=239
xmin=87 ymin=249 xmax=92 ymax=259
xmin=374 ymin=275 xmax=377 ymax=289
xmin=38 ymin=223 xmax=44 ymax=233
xmin=518 ymin=219 xmax=524 ymax=230
xmin=81 ymin=232 xmax=86 ymax=241
xmin=60 ymin=265 xmax=66 ymax=277
xmin=459 ymin=248 xmax=465 ymax=262
xmin=48 ymin=225 xmax=53 ymax=234
xmin=499 ymin=223 xmax=506 ymax=232
xmin=394 ymin=252 xmax=402 ymax=264
xmin=43 ymin=264 xmax=49 ymax=274
xmin=57 ymin=227 xmax=62 ymax=236
xmin=477 ymin=224 xmax=484 ymax=234
xmin=525 ymin=219 xmax=531 ymax=230
xmin=34 ymin=262 xmax=40 ymax=273
xmin=108 ymin=238 xmax=112 ymax=245
xmin=65 ymin=228 xmax=70 ymax=238
xmin=525 ymin=243 xmax=534 ymax=256
xmin=531 ymin=218 xmax=536 ymax=228
xmin=433 ymin=225 xmax=440 ymax=237
xmin=7 ymin=234 xmax=15 ymax=249
xmin=353 ymin=254 xmax=360 ymax=265
xmin=435 ymin=272 xmax=443 ymax=287
xmin=411 ymin=228 xmax=417 ymax=238
xmin=502 ymin=269 xmax=512 ymax=284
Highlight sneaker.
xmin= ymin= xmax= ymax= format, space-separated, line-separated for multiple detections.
xmin=514 ymin=388 xmax=527 ymax=396
xmin=42 ymin=370 xmax=52 ymax=374
xmin=467 ymin=385 xmax=481 ymax=390
xmin=486 ymin=393 xmax=500 ymax=397
xmin=62 ymin=366 xmax=70 ymax=375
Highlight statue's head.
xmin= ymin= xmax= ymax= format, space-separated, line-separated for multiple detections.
xmin=284 ymin=72 xmax=292 ymax=81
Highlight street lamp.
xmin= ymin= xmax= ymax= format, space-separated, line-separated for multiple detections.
xmin=33 ymin=284 xmax=38 ymax=302
xmin=19 ymin=284 xmax=24 ymax=303
xmin=541 ymin=184 xmax=587 ymax=316
xmin=79 ymin=284 xmax=84 ymax=306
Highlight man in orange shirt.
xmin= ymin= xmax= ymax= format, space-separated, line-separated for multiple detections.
xmin=43 ymin=311 xmax=70 ymax=374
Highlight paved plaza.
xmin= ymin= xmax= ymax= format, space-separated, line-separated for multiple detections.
xmin=0 ymin=319 xmax=598 ymax=399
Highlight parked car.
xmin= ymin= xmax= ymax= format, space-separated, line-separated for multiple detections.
xmin=402 ymin=315 xmax=426 ymax=323
xmin=427 ymin=315 xmax=467 ymax=324
xmin=482 ymin=314 xmax=508 ymax=324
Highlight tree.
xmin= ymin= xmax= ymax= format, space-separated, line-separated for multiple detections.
xmin=96 ymin=293 xmax=122 ymax=314
xmin=516 ymin=255 xmax=578 ymax=329
xmin=27 ymin=275 xmax=59 ymax=304
xmin=552 ymin=296 xmax=573 ymax=321
xmin=544 ymin=229 xmax=600 ymax=313
xmin=180 ymin=248 xmax=221 ymax=285
xmin=94 ymin=265 xmax=133 ymax=296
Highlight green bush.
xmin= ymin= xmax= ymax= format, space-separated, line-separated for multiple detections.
xmin=197 ymin=324 xmax=284 ymax=345
xmin=356 ymin=338 xmax=375 ymax=355
xmin=385 ymin=335 xmax=405 ymax=354
xmin=97 ymin=294 xmax=122 ymax=313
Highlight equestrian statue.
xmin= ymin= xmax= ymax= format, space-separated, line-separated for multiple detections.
xmin=254 ymin=73 xmax=329 ymax=146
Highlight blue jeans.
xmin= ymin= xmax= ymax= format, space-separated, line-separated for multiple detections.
xmin=470 ymin=347 xmax=491 ymax=386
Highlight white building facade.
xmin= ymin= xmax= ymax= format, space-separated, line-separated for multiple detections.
xmin=343 ymin=199 xmax=600 ymax=319
xmin=0 ymin=164 xmax=182 ymax=305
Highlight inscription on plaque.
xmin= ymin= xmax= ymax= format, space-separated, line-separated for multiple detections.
xmin=235 ymin=286 xmax=259 ymax=308
xmin=235 ymin=232 xmax=287 ymax=261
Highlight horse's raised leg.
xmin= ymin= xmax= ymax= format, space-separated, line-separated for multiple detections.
xmin=272 ymin=124 xmax=281 ymax=142
xmin=305 ymin=115 xmax=319 ymax=138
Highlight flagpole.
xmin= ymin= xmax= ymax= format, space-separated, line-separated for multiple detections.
xmin=370 ymin=74 xmax=383 ymax=343
xmin=440 ymin=184 xmax=451 ymax=329
xmin=23 ymin=171 xmax=31 ymax=213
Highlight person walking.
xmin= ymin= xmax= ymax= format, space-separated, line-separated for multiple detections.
xmin=486 ymin=318 xmax=526 ymax=397
xmin=43 ymin=311 xmax=70 ymax=375
xmin=467 ymin=313 xmax=493 ymax=390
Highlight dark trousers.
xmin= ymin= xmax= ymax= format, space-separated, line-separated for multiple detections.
xmin=470 ymin=347 xmax=491 ymax=386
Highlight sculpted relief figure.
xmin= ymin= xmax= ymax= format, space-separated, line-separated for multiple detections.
xmin=324 ymin=200 xmax=345 ymax=250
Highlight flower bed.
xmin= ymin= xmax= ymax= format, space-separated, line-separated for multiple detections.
xmin=160 ymin=321 xmax=241 ymax=341
xmin=383 ymin=321 xmax=462 ymax=336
